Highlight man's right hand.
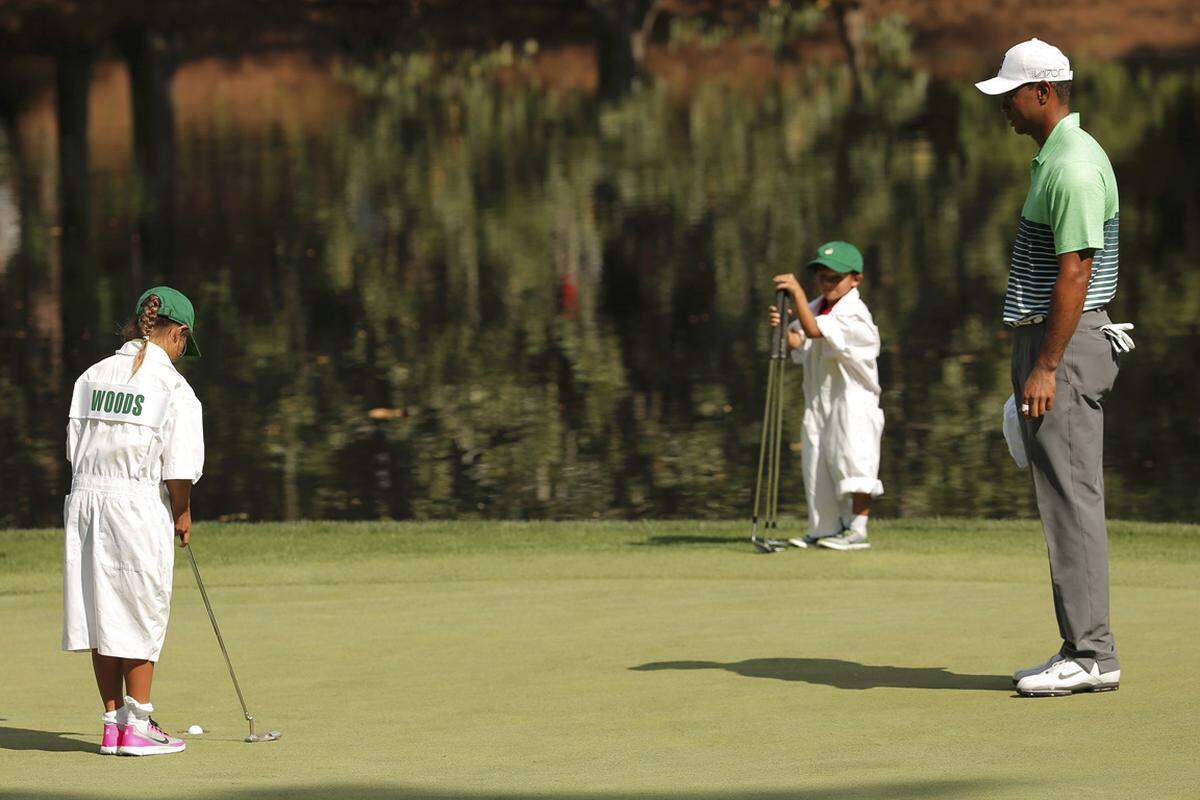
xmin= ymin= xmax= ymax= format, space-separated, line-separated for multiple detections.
xmin=1022 ymin=364 xmax=1057 ymax=419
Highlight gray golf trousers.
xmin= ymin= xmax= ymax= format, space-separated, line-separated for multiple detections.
xmin=1011 ymin=308 xmax=1120 ymax=673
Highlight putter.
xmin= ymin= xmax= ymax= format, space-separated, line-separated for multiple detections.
xmin=185 ymin=544 xmax=281 ymax=743
xmin=750 ymin=289 xmax=790 ymax=553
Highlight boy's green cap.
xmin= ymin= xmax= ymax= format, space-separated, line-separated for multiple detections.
xmin=806 ymin=241 xmax=863 ymax=274
xmin=134 ymin=286 xmax=201 ymax=358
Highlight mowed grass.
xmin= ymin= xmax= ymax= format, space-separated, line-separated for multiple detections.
xmin=1 ymin=519 xmax=1197 ymax=800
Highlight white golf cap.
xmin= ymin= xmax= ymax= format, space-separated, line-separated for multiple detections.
xmin=975 ymin=38 xmax=1073 ymax=95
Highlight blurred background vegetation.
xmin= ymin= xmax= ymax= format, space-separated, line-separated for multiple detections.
xmin=1 ymin=1 xmax=1198 ymax=526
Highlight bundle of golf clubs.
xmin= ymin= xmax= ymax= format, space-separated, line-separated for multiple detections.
xmin=750 ymin=289 xmax=792 ymax=553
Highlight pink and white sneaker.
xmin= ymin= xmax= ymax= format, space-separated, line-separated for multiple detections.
xmin=100 ymin=721 xmax=122 ymax=755
xmin=100 ymin=707 xmax=128 ymax=755
xmin=117 ymin=716 xmax=186 ymax=756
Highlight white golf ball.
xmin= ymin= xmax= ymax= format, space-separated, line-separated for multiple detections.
xmin=187 ymin=724 xmax=204 ymax=735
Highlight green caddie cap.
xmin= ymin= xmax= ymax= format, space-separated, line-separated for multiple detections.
xmin=134 ymin=286 xmax=201 ymax=358
xmin=806 ymin=240 xmax=863 ymax=274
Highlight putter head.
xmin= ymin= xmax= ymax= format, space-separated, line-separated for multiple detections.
xmin=245 ymin=716 xmax=281 ymax=743
xmin=751 ymin=537 xmax=786 ymax=554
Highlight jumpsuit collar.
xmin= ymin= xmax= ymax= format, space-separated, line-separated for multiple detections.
xmin=813 ymin=287 xmax=860 ymax=314
xmin=117 ymin=339 xmax=174 ymax=368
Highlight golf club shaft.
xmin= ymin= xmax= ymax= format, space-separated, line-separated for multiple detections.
xmin=767 ymin=292 xmax=789 ymax=530
xmin=751 ymin=291 xmax=790 ymax=546
xmin=767 ymin=358 xmax=780 ymax=529
xmin=186 ymin=544 xmax=253 ymax=726
xmin=768 ymin=355 xmax=782 ymax=528
xmin=750 ymin=357 xmax=778 ymax=536
xmin=768 ymin=358 xmax=783 ymax=528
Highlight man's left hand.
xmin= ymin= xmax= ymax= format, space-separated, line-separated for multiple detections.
xmin=1023 ymin=365 xmax=1056 ymax=418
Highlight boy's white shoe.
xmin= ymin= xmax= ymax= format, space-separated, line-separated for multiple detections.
xmin=816 ymin=530 xmax=870 ymax=551
xmin=1012 ymin=651 xmax=1065 ymax=685
xmin=786 ymin=535 xmax=822 ymax=549
xmin=1015 ymin=659 xmax=1121 ymax=697
xmin=789 ymin=531 xmax=842 ymax=548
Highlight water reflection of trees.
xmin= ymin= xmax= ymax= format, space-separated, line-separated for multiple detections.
xmin=1 ymin=55 xmax=1197 ymax=525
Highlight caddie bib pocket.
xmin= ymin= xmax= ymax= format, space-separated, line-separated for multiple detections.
xmin=97 ymin=496 xmax=168 ymax=575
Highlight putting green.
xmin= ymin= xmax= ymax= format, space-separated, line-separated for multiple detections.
xmin=1 ymin=519 xmax=1197 ymax=799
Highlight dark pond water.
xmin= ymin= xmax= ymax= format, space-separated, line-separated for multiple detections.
xmin=2 ymin=52 xmax=1198 ymax=527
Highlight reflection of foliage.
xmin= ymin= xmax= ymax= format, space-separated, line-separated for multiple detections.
xmin=755 ymin=3 xmax=912 ymax=70
xmin=757 ymin=2 xmax=827 ymax=57
xmin=862 ymin=14 xmax=912 ymax=70
xmin=668 ymin=16 xmax=736 ymax=51
xmin=2 ymin=51 xmax=1199 ymax=525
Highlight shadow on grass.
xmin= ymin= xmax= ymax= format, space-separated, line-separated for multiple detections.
xmin=631 ymin=535 xmax=748 ymax=547
xmin=0 ymin=725 xmax=96 ymax=753
xmin=630 ymin=658 xmax=1010 ymax=691
xmin=0 ymin=779 xmax=1020 ymax=799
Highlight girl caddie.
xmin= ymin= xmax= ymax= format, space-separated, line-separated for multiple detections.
xmin=62 ymin=287 xmax=204 ymax=755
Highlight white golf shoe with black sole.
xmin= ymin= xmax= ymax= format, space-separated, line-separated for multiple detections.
xmin=1015 ymin=659 xmax=1120 ymax=697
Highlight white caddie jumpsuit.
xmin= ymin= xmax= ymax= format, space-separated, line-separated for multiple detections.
xmin=62 ymin=340 xmax=204 ymax=661
xmin=788 ymin=287 xmax=884 ymax=536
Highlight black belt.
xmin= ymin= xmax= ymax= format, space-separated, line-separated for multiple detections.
xmin=1005 ymin=314 xmax=1045 ymax=328
xmin=1005 ymin=306 xmax=1107 ymax=328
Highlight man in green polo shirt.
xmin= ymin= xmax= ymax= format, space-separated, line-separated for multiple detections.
xmin=976 ymin=38 xmax=1123 ymax=697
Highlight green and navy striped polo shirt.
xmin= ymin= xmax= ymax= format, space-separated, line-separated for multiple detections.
xmin=1004 ymin=113 xmax=1119 ymax=323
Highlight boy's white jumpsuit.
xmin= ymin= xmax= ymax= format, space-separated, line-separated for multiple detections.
xmin=788 ymin=288 xmax=884 ymax=536
xmin=62 ymin=341 xmax=204 ymax=662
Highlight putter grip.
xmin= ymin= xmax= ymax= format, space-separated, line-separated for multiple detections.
xmin=772 ymin=289 xmax=790 ymax=357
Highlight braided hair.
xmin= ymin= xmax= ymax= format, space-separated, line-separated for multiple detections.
xmin=121 ymin=293 xmax=166 ymax=376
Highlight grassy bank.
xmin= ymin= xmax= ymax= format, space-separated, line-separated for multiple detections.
xmin=4 ymin=518 xmax=1198 ymax=595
